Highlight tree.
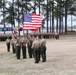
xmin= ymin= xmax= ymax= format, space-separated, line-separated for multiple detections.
xmin=0 ymin=0 xmax=76 ymax=34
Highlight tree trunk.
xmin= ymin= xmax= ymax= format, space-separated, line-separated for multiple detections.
xmin=18 ymin=0 xmax=20 ymax=35
xmin=52 ymin=0 xmax=54 ymax=33
xmin=47 ymin=0 xmax=49 ymax=33
xmin=65 ymin=0 xmax=68 ymax=34
xmin=3 ymin=0 xmax=5 ymax=34
xmin=50 ymin=1 xmax=52 ymax=32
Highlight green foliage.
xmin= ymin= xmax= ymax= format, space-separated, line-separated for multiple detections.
xmin=0 ymin=0 xmax=76 ymax=28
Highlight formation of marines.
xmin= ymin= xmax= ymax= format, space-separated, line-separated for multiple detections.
xmin=6 ymin=34 xmax=47 ymax=63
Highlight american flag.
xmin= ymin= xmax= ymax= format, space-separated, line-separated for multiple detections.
xmin=23 ymin=13 xmax=43 ymax=30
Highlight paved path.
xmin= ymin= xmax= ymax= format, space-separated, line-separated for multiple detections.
xmin=0 ymin=35 xmax=76 ymax=75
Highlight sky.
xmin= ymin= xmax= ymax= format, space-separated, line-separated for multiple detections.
xmin=0 ymin=0 xmax=76 ymax=34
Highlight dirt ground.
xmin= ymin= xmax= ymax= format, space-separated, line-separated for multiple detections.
xmin=0 ymin=35 xmax=76 ymax=75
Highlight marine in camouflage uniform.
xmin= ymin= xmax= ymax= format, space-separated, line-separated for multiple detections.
xmin=11 ymin=36 xmax=16 ymax=53
xmin=41 ymin=37 xmax=46 ymax=62
xmin=15 ymin=36 xmax=21 ymax=59
xmin=6 ymin=37 xmax=10 ymax=52
xmin=21 ymin=36 xmax=27 ymax=59
xmin=32 ymin=37 xmax=40 ymax=63
xmin=27 ymin=35 xmax=33 ymax=58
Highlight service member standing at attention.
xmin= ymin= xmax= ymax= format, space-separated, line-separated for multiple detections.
xmin=41 ymin=36 xmax=46 ymax=62
xmin=13 ymin=36 xmax=17 ymax=55
xmin=6 ymin=37 xmax=10 ymax=52
xmin=21 ymin=36 xmax=27 ymax=59
xmin=36 ymin=36 xmax=41 ymax=61
xmin=27 ymin=35 xmax=33 ymax=58
xmin=15 ymin=36 xmax=21 ymax=59
xmin=11 ymin=36 xmax=16 ymax=53
xmin=38 ymin=35 xmax=43 ymax=61
xmin=31 ymin=36 xmax=40 ymax=63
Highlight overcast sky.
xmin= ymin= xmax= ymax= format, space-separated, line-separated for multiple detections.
xmin=0 ymin=0 xmax=76 ymax=33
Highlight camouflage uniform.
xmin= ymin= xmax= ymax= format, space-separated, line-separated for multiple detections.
xmin=11 ymin=37 xmax=16 ymax=53
xmin=27 ymin=35 xmax=33 ymax=58
xmin=32 ymin=39 xmax=40 ymax=63
xmin=41 ymin=38 xmax=46 ymax=62
xmin=21 ymin=36 xmax=27 ymax=59
xmin=15 ymin=37 xmax=21 ymax=59
xmin=55 ymin=32 xmax=59 ymax=39
xmin=6 ymin=37 xmax=10 ymax=52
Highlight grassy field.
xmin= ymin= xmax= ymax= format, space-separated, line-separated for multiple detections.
xmin=0 ymin=35 xmax=76 ymax=75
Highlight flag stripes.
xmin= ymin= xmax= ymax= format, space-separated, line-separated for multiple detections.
xmin=23 ymin=13 xmax=43 ymax=30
